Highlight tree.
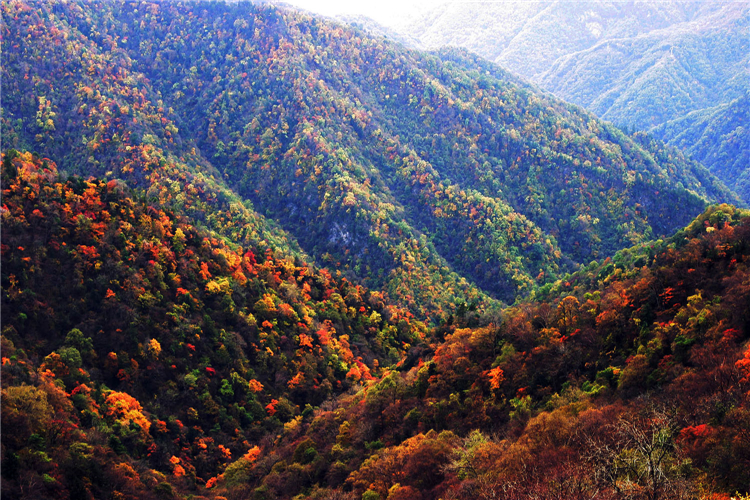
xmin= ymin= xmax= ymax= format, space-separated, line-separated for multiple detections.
xmin=557 ymin=296 xmax=580 ymax=335
xmin=104 ymin=391 xmax=151 ymax=439
xmin=1 ymin=385 xmax=54 ymax=448
xmin=584 ymin=407 xmax=692 ymax=500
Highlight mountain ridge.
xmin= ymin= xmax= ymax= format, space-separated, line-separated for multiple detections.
xmin=397 ymin=0 xmax=749 ymax=203
xmin=1 ymin=0 xmax=739 ymax=321
xmin=2 ymin=1 xmax=750 ymax=499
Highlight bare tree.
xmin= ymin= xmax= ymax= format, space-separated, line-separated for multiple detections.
xmin=583 ymin=406 xmax=694 ymax=500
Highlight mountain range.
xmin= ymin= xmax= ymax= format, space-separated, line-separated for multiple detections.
xmin=1 ymin=0 xmax=739 ymax=320
xmin=395 ymin=0 xmax=749 ymax=203
xmin=1 ymin=1 xmax=749 ymax=499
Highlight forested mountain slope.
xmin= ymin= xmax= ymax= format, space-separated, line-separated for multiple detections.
xmin=1 ymin=151 xmax=423 ymax=499
xmin=2 ymin=2 xmax=749 ymax=498
xmin=4 ymin=152 xmax=748 ymax=498
xmin=652 ymin=93 xmax=750 ymax=203
xmin=207 ymin=204 xmax=750 ymax=500
xmin=0 ymin=0 xmax=738 ymax=319
xmin=398 ymin=0 xmax=749 ymax=202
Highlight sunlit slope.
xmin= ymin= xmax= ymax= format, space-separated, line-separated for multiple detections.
xmin=1 ymin=0 xmax=738 ymax=318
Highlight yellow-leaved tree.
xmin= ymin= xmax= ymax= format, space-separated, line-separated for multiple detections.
xmin=104 ymin=391 xmax=151 ymax=439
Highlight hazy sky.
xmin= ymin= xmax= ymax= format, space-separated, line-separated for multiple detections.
xmin=278 ymin=0 xmax=447 ymax=26
xmin=277 ymin=0 xmax=748 ymax=25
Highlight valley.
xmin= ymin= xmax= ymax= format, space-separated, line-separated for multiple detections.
xmin=1 ymin=1 xmax=748 ymax=499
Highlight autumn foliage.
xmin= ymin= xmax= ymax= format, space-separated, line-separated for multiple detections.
xmin=0 ymin=150 xmax=422 ymax=498
xmin=0 ymin=1 xmax=747 ymax=499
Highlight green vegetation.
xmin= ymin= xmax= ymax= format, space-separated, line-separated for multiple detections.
xmin=652 ymin=94 xmax=750 ymax=202
xmin=1 ymin=2 xmax=748 ymax=498
xmin=400 ymin=1 xmax=749 ymax=203
xmin=1 ymin=0 xmax=738 ymax=322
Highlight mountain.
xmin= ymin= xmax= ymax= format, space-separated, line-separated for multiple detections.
xmin=651 ymin=92 xmax=750 ymax=203
xmin=2 ymin=2 xmax=749 ymax=499
xmin=3 ymin=152 xmax=749 ymax=498
xmin=1 ymin=0 xmax=738 ymax=322
xmin=334 ymin=14 xmax=426 ymax=49
xmin=0 ymin=151 xmax=423 ymax=498
xmin=208 ymin=204 xmax=750 ymax=500
xmin=398 ymin=0 xmax=750 ymax=203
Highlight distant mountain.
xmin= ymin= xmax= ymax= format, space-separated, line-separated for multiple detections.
xmin=0 ymin=0 xmax=738 ymax=322
xmin=398 ymin=0 xmax=749 ymax=202
xmin=651 ymin=92 xmax=750 ymax=202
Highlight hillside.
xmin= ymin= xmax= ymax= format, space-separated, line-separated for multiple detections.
xmin=2 ymin=2 xmax=750 ymax=498
xmin=1 ymin=151 xmax=424 ymax=499
xmin=651 ymin=93 xmax=750 ymax=203
xmin=398 ymin=0 xmax=749 ymax=202
xmin=206 ymin=204 xmax=750 ymax=500
xmin=1 ymin=0 xmax=739 ymax=320
xmin=3 ymin=152 xmax=749 ymax=498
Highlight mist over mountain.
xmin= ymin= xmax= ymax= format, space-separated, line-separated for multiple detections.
xmin=398 ymin=0 xmax=749 ymax=202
